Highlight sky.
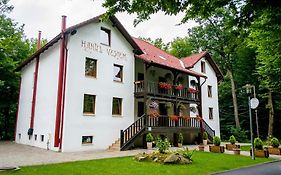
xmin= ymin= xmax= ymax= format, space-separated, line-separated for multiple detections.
xmin=8 ymin=0 xmax=197 ymax=43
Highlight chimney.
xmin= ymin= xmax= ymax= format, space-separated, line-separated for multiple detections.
xmin=37 ymin=31 xmax=42 ymax=50
xmin=61 ymin=15 xmax=67 ymax=32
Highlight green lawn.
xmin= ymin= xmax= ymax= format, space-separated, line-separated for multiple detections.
xmin=0 ymin=152 xmax=274 ymax=175
xmin=240 ymin=145 xmax=252 ymax=151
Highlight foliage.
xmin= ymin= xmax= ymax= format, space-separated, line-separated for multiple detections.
xmin=140 ymin=37 xmax=169 ymax=51
xmin=254 ymin=138 xmax=263 ymax=150
xmin=145 ymin=133 xmax=154 ymax=142
xmin=229 ymin=126 xmax=248 ymax=143
xmin=270 ymin=138 xmax=280 ymax=148
xmin=229 ymin=135 xmax=236 ymax=145
xmin=156 ymin=137 xmax=170 ymax=153
xmin=202 ymin=132 xmax=208 ymax=140
xmin=178 ymin=133 xmax=183 ymax=144
xmin=169 ymin=37 xmax=194 ymax=58
xmin=213 ymin=136 xmax=221 ymax=146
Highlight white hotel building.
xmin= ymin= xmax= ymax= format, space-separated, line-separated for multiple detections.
xmin=15 ymin=15 xmax=223 ymax=152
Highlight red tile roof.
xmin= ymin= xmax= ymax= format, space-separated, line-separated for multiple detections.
xmin=181 ymin=51 xmax=208 ymax=68
xmin=133 ymin=37 xmax=206 ymax=78
xmin=181 ymin=51 xmax=224 ymax=81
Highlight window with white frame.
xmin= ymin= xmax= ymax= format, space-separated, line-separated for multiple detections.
xmin=209 ymin=108 xmax=213 ymax=120
xmin=208 ymin=85 xmax=212 ymax=97
xmin=85 ymin=58 xmax=97 ymax=78
xmin=100 ymin=27 xmax=111 ymax=46
xmin=83 ymin=94 xmax=96 ymax=115
xmin=113 ymin=64 xmax=123 ymax=82
xmin=112 ymin=97 xmax=122 ymax=115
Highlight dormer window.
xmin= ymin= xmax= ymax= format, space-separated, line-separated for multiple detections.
xmin=201 ymin=61 xmax=206 ymax=73
xmin=100 ymin=27 xmax=111 ymax=46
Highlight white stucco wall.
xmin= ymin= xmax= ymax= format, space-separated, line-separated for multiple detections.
xmin=62 ymin=20 xmax=135 ymax=152
xmin=16 ymin=43 xmax=60 ymax=151
xmin=190 ymin=58 xmax=220 ymax=137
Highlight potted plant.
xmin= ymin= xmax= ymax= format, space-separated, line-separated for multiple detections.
xmin=198 ymin=144 xmax=205 ymax=151
xmin=146 ymin=133 xmax=154 ymax=150
xmin=209 ymin=136 xmax=225 ymax=153
xmin=178 ymin=133 xmax=184 ymax=147
xmin=252 ymin=137 xmax=269 ymax=158
xmin=202 ymin=131 xmax=208 ymax=145
xmin=267 ymin=137 xmax=281 ymax=155
xmin=226 ymin=135 xmax=240 ymax=150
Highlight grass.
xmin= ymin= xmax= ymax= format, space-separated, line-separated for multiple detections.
xmin=0 ymin=152 xmax=274 ymax=175
xmin=240 ymin=145 xmax=252 ymax=151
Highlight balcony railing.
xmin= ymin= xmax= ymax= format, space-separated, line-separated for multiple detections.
xmin=148 ymin=115 xmax=201 ymax=128
xmin=134 ymin=81 xmax=199 ymax=101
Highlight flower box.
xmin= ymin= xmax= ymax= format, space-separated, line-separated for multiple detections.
xmin=250 ymin=149 xmax=269 ymax=158
xmin=226 ymin=144 xmax=240 ymax=150
xmin=175 ymin=84 xmax=184 ymax=90
xmin=181 ymin=116 xmax=191 ymax=121
xmin=209 ymin=145 xmax=225 ymax=153
xmin=188 ymin=88 xmax=198 ymax=93
xmin=233 ymin=148 xmax=241 ymax=155
xmin=159 ymin=82 xmax=172 ymax=89
xmin=267 ymin=147 xmax=281 ymax=155
xmin=198 ymin=145 xmax=205 ymax=151
xmin=169 ymin=115 xmax=179 ymax=121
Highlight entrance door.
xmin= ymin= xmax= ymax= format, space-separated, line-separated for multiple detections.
xmin=137 ymin=102 xmax=144 ymax=117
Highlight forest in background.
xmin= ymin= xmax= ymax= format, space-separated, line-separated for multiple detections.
xmin=0 ymin=0 xmax=280 ymax=141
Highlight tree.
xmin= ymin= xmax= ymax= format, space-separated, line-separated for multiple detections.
xmin=140 ymin=37 xmax=169 ymax=51
xmin=0 ymin=0 xmax=33 ymax=140
xmin=169 ymin=37 xmax=194 ymax=58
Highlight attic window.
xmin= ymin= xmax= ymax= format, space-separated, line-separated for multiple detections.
xmin=100 ymin=27 xmax=111 ymax=46
xmin=201 ymin=61 xmax=206 ymax=73
xmin=159 ymin=55 xmax=166 ymax=60
xmin=179 ymin=60 xmax=185 ymax=68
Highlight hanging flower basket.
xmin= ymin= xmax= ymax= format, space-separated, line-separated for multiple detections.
xmin=159 ymin=82 xmax=172 ymax=89
xmin=175 ymin=84 xmax=184 ymax=90
xmin=169 ymin=115 xmax=179 ymax=121
xmin=188 ymin=88 xmax=198 ymax=93
xmin=181 ymin=116 xmax=191 ymax=121
xmin=148 ymin=111 xmax=160 ymax=118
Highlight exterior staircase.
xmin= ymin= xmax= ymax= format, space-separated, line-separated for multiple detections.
xmin=107 ymin=139 xmax=120 ymax=151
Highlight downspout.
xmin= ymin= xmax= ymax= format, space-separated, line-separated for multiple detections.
xmin=28 ymin=31 xmax=42 ymax=136
xmin=54 ymin=16 xmax=66 ymax=148
xmin=14 ymin=79 xmax=22 ymax=140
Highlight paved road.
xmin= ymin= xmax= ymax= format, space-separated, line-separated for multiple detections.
xmin=215 ymin=161 xmax=281 ymax=175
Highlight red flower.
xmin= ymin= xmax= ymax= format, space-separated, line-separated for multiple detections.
xmin=181 ymin=116 xmax=191 ymax=121
xmin=175 ymin=84 xmax=184 ymax=90
xmin=169 ymin=115 xmax=179 ymax=121
xmin=188 ymin=88 xmax=198 ymax=93
xmin=148 ymin=111 xmax=160 ymax=118
xmin=159 ymin=82 xmax=172 ymax=89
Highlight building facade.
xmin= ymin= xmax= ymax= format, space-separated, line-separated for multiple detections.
xmin=15 ymin=15 xmax=223 ymax=152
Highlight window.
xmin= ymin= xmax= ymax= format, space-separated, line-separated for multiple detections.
xmin=208 ymin=85 xmax=212 ymax=97
xmin=83 ymin=94 xmax=96 ymax=115
xmin=82 ymin=136 xmax=93 ymax=144
xmin=112 ymin=97 xmax=122 ymax=115
xmin=113 ymin=64 xmax=123 ymax=82
xmin=201 ymin=61 xmax=206 ymax=73
xmin=29 ymin=135 xmax=32 ymax=140
xmin=18 ymin=133 xmax=21 ymax=140
xmin=41 ymin=135 xmax=44 ymax=142
xmin=85 ymin=58 xmax=97 ymax=78
xmin=100 ymin=27 xmax=111 ymax=46
xmin=34 ymin=134 xmax=37 ymax=141
xmin=209 ymin=108 xmax=213 ymax=120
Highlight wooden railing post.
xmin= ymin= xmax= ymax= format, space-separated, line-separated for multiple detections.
xmin=120 ymin=130 xmax=124 ymax=147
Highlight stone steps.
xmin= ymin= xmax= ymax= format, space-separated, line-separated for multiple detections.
xmin=107 ymin=139 xmax=120 ymax=151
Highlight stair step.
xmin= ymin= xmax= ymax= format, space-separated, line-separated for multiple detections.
xmin=107 ymin=139 xmax=121 ymax=151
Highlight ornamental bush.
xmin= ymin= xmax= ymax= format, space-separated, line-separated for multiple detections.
xmin=213 ymin=136 xmax=221 ymax=146
xmin=146 ymin=133 xmax=154 ymax=142
xmin=156 ymin=137 xmax=170 ymax=153
xmin=202 ymin=131 xmax=208 ymax=140
xmin=178 ymin=133 xmax=184 ymax=144
xmin=271 ymin=137 xmax=280 ymax=148
xmin=229 ymin=135 xmax=236 ymax=145
xmin=254 ymin=137 xmax=263 ymax=150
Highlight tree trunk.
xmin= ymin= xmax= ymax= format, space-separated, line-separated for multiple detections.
xmin=227 ymin=69 xmax=240 ymax=128
xmin=267 ymin=90 xmax=274 ymax=137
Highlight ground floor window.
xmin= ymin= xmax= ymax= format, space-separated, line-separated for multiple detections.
xmin=112 ymin=97 xmax=122 ymax=115
xmin=41 ymin=135 xmax=44 ymax=142
xmin=82 ymin=136 xmax=93 ymax=144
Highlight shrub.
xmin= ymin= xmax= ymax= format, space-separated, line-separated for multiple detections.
xmin=202 ymin=131 xmax=208 ymax=140
xmin=254 ymin=138 xmax=263 ymax=150
xmin=229 ymin=135 xmax=236 ymax=145
xmin=178 ymin=133 xmax=184 ymax=144
xmin=213 ymin=136 xmax=221 ymax=146
xmin=156 ymin=137 xmax=170 ymax=153
xmin=230 ymin=126 xmax=248 ymax=142
xmin=271 ymin=137 xmax=280 ymax=148
xmin=146 ymin=133 xmax=154 ymax=142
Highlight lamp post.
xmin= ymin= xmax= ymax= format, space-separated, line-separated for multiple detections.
xmin=245 ymin=84 xmax=255 ymax=160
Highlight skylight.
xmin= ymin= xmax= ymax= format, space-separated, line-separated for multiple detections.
xmin=159 ymin=55 xmax=166 ymax=60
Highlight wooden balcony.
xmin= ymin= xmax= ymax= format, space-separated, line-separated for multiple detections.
xmin=134 ymin=81 xmax=199 ymax=102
